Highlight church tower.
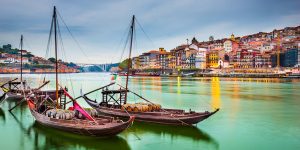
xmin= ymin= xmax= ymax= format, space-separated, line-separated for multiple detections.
xmin=230 ymin=33 xmax=235 ymax=41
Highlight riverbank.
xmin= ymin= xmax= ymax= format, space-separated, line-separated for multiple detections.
xmin=118 ymin=72 xmax=300 ymax=78
xmin=0 ymin=68 xmax=80 ymax=74
xmin=125 ymin=67 xmax=300 ymax=78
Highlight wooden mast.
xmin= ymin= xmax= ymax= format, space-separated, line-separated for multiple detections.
xmin=53 ymin=6 xmax=59 ymax=108
xmin=124 ymin=15 xmax=135 ymax=104
xmin=20 ymin=35 xmax=23 ymax=83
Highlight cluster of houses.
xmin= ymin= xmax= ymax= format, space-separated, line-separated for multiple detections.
xmin=0 ymin=45 xmax=79 ymax=73
xmin=131 ymin=26 xmax=300 ymax=72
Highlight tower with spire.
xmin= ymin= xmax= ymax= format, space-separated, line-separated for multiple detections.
xmin=230 ymin=33 xmax=235 ymax=41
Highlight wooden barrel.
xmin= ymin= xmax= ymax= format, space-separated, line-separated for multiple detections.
xmin=121 ymin=104 xmax=129 ymax=111
xmin=90 ymin=109 xmax=97 ymax=116
xmin=151 ymin=103 xmax=161 ymax=111
xmin=156 ymin=104 xmax=162 ymax=110
xmin=127 ymin=104 xmax=134 ymax=112
xmin=146 ymin=104 xmax=153 ymax=111
xmin=65 ymin=112 xmax=72 ymax=120
xmin=133 ymin=105 xmax=141 ymax=112
xmin=141 ymin=105 xmax=149 ymax=112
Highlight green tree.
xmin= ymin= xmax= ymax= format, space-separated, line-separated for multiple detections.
xmin=33 ymin=60 xmax=39 ymax=64
xmin=67 ymin=62 xmax=77 ymax=67
xmin=23 ymin=52 xmax=34 ymax=58
xmin=48 ymin=57 xmax=56 ymax=63
xmin=119 ymin=58 xmax=132 ymax=70
xmin=24 ymin=63 xmax=31 ymax=69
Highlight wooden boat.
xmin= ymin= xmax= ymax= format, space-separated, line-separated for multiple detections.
xmin=1 ymin=80 xmax=59 ymax=101
xmin=83 ymin=15 xmax=219 ymax=126
xmin=84 ymin=94 xmax=218 ymax=125
xmin=27 ymin=98 xmax=134 ymax=137
xmin=0 ymin=35 xmax=57 ymax=101
xmin=27 ymin=6 xmax=134 ymax=137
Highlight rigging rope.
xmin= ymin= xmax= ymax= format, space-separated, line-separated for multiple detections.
xmin=117 ymin=83 xmax=192 ymax=126
xmin=111 ymin=23 xmax=131 ymax=64
xmin=135 ymin=18 xmax=157 ymax=48
xmin=57 ymin=11 xmax=93 ymax=63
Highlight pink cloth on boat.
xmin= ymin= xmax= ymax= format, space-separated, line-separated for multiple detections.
xmin=62 ymin=88 xmax=95 ymax=122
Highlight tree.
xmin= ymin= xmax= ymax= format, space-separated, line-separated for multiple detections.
xmin=24 ymin=63 xmax=31 ymax=69
xmin=33 ymin=60 xmax=39 ymax=64
xmin=23 ymin=52 xmax=34 ymax=58
xmin=119 ymin=58 xmax=132 ymax=70
xmin=67 ymin=62 xmax=77 ymax=67
xmin=48 ymin=57 xmax=56 ymax=63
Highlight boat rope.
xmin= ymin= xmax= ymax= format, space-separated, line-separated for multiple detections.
xmin=107 ymin=90 xmax=131 ymax=117
xmin=135 ymin=18 xmax=156 ymax=48
xmin=57 ymin=11 xmax=93 ymax=63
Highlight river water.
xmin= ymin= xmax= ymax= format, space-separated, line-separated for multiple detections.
xmin=0 ymin=73 xmax=299 ymax=150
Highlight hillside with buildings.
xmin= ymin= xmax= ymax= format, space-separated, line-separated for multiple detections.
xmin=130 ymin=25 xmax=300 ymax=75
xmin=0 ymin=44 xmax=80 ymax=73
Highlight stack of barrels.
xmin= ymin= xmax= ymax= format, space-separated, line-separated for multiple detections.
xmin=46 ymin=108 xmax=98 ymax=120
xmin=46 ymin=109 xmax=75 ymax=120
xmin=83 ymin=108 xmax=98 ymax=117
xmin=121 ymin=102 xmax=161 ymax=112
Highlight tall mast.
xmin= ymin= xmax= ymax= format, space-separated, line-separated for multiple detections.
xmin=53 ymin=6 xmax=59 ymax=108
xmin=124 ymin=15 xmax=135 ymax=104
xmin=20 ymin=35 xmax=23 ymax=83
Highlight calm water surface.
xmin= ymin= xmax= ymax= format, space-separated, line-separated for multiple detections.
xmin=0 ymin=73 xmax=299 ymax=150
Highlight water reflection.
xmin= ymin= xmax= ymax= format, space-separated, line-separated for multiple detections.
xmin=31 ymin=122 xmax=131 ymax=150
xmin=211 ymin=77 xmax=221 ymax=109
xmin=177 ymin=76 xmax=181 ymax=94
xmin=125 ymin=122 xmax=219 ymax=149
xmin=0 ymin=108 xmax=5 ymax=123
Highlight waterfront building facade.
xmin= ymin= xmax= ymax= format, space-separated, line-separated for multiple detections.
xmin=124 ymin=25 xmax=300 ymax=71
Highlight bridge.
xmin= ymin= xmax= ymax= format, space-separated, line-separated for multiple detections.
xmin=77 ymin=63 xmax=118 ymax=72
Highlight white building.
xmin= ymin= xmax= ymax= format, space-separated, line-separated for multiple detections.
xmin=0 ymin=57 xmax=13 ymax=63
xmin=259 ymin=43 xmax=274 ymax=52
xmin=223 ymin=40 xmax=233 ymax=52
xmin=15 ymin=57 xmax=29 ymax=63
xmin=195 ymin=48 xmax=207 ymax=69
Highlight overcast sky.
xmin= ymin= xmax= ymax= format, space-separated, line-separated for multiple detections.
xmin=0 ymin=0 xmax=299 ymax=64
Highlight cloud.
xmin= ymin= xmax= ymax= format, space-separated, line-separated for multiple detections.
xmin=0 ymin=0 xmax=299 ymax=64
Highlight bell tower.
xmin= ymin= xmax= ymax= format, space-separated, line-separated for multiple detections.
xmin=230 ymin=33 xmax=235 ymax=41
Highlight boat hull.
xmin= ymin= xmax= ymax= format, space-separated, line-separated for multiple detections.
xmin=84 ymin=97 xmax=219 ymax=126
xmin=30 ymin=109 xmax=134 ymax=137
xmin=5 ymin=92 xmax=24 ymax=101
xmin=5 ymin=90 xmax=59 ymax=101
xmin=97 ymin=107 xmax=218 ymax=125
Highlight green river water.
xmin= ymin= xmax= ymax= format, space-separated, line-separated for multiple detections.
xmin=0 ymin=73 xmax=299 ymax=150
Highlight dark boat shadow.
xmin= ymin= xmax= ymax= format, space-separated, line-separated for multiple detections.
xmin=31 ymin=122 xmax=131 ymax=150
xmin=125 ymin=121 xmax=219 ymax=149
xmin=0 ymin=107 xmax=5 ymax=123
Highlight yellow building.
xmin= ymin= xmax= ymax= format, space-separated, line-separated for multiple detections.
xmin=207 ymin=50 xmax=219 ymax=68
